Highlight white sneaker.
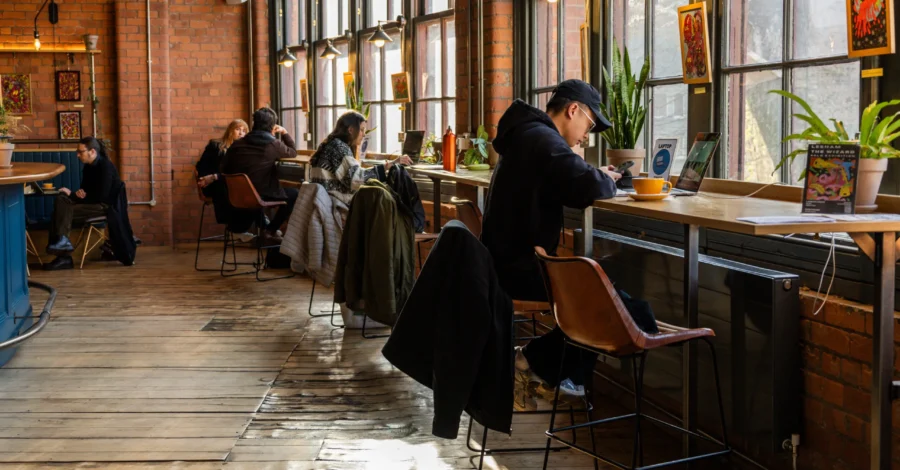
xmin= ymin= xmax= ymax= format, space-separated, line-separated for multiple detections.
xmin=235 ymin=232 xmax=256 ymax=243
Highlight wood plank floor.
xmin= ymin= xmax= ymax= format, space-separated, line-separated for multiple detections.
xmin=0 ymin=246 xmax=716 ymax=469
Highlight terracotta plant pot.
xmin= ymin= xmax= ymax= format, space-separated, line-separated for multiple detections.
xmin=83 ymin=34 xmax=99 ymax=51
xmin=0 ymin=142 xmax=14 ymax=169
xmin=606 ymin=148 xmax=645 ymax=175
xmin=856 ymin=157 xmax=888 ymax=210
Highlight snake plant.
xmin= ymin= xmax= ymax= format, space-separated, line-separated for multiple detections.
xmin=599 ymin=40 xmax=650 ymax=150
xmin=345 ymin=79 xmax=376 ymax=135
xmin=770 ymin=89 xmax=900 ymax=180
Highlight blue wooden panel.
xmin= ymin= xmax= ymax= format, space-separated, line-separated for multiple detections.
xmin=0 ymin=184 xmax=33 ymax=367
xmin=12 ymin=151 xmax=82 ymax=225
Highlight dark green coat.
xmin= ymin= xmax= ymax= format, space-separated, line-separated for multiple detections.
xmin=334 ymin=179 xmax=416 ymax=326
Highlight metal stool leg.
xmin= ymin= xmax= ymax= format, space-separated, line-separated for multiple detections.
xmin=704 ymin=338 xmax=731 ymax=449
xmin=194 ymin=203 xmax=224 ymax=271
xmin=542 ymin=341 xmax=568 ymax=470
xmin=631 ymin=352 xmax=648 ymax=469
xmin=361 ymin=314 xmax=390 ymax=339
xmin=79 ymin=226 xmax=92 ymax=270
xmin=253 ymin=215 xmax=294 ymax=282
xmin=330 ymin=301 xmax=343 ymax=328
xmin=308 ymin=280 xmax=334 ymax=317
xmin=220 ymin=230 xmax=255 ymax=278
xmin=26 ymin=231 xmax=42 ymax=265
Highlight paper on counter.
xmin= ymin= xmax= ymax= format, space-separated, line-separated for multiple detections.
xmin=737 ymin=216 xmax=836 ymax=225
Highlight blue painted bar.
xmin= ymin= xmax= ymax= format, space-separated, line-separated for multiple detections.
xmin=0 ymin=183 xmax=32 ymax=366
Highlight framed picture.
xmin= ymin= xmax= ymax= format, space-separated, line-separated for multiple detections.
xmin=343 ymin=71 xmax=356 ymax=101
xmin=847 ymin=0 xmax=895 ymax=58
xmin=58 ymin=111 xmax=82 ymax=140
xmin=299 ymin=79 xmax=309 ymax=112
xmin=677 ymin=3 xmax=712 ymax=84
xmin=391 ymin=72 xmax=411 ymax=103
xmin=56 ymin=71 xmax=81 ymax=101
xmin=0 ymin=74 xmax=33 ymax=115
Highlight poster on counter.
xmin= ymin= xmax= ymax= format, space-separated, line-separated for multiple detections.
xmin=649 ymin=138 xmax=678 ymax=180
xmin=801 ymin=143 xmax=860 ymax=214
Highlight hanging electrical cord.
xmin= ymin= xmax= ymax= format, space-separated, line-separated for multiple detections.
xmin=697 ymin=182 xmax=781 ymax=199
xmin=811 ymin=234 xmax=837 ymax=315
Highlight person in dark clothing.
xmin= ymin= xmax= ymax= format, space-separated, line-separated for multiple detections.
xmin=45 ymin=136 xmax=122 ymax=271
xmin=481 ymin=79 xmax=621 ymax=410
xmin=220 ymin=107 xmax=297 ymax=245
xmin=196 ymin=119 xmax=248 ymax=197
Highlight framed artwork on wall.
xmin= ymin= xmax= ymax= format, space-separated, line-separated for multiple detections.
xmin=677 ymin=2 xmax=712 ymax=85
xmin=391 ymin=72 xmax=411 ymax=103
xmin=0 ymin=74 xmax=34 ymax=115
xmin=58 ymin=111 xmax=82 ymax=140
xmin=846 ymin=0 xmax=895 ymax=58
xmin=56 ymin=71 xmax=81 ymax=101
xmin=299 ymin=79 xmax=309 ymax=112
xmin=343 ymin=72 xmax=355 ymax=103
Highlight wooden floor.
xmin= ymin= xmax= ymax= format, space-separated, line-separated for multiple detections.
xmin=2 ymin=246 xmax=612 ymax=469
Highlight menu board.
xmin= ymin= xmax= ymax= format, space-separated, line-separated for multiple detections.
xmin=649 ymin=139 xmax=678 ymax=180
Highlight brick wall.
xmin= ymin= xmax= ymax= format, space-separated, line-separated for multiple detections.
xmin=797 ymin=289 xmax=900 ymax=470
xmin=1 ymin=0 xmax=267 ymax=246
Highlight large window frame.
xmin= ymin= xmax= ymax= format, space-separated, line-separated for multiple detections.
xmin=358 ymin=28 xmax=404 ymax=154
xmin=313 ymin=40 xmax=351 ymax=143
xmin=413 ymin=10 xmax=456 ymax=139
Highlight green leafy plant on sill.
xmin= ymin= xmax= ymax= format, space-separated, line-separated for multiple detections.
xmin=345 ymin=79 xmax=377 ymax=135
xmin=599 ymin=39 xmax=650 ymax=150
xmin=0 ymin=102 xmax=32 ymax=143
xmin=420 ymin=132 xmax=439 ymax=164
xmin=769 ymin=89 xmax=900 ymax=180
xmin=463 ymin=125 xmax=489 ymax=166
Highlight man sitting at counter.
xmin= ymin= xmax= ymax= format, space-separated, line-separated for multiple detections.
xmin=481 ymin=79 xmax=621 ymax=410
xmin=44 ymin=137 xmax=121 ymax=271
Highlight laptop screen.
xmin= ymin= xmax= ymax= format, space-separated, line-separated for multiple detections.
xmin=402 ymin=130 xmax=425 ymax=161
xmin=675 ymin=132 xmax=720 ymax=192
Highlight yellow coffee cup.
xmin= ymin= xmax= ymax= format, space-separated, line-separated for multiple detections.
xmin=42 ymin=183 xmax=54 ymax=189
xmin=632 ymin=177 xmax=671 ymax=195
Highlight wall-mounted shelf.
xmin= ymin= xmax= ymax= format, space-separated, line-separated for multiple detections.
xmin=0 ymin=47 xmax=101 ymax=54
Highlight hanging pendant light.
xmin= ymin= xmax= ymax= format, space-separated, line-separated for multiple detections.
xmin=367 ymin=21 xmax=392 ymax=48
xmin=320 ymin=39 xmax=341 ymax=60
xmin=278 ymin=48 xmax=298 ymax=68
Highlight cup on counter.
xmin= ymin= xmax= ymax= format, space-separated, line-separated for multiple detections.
xmin=631 ymin=177 xmax=671 ymax=195
xmin=42 ymin=183 xmax=54 ymax=189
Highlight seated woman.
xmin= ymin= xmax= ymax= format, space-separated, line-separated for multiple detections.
xmin=196 ymin=119 xmax=258 ymax=238
xmin=310 ymin=111 xmax=411 ymax=206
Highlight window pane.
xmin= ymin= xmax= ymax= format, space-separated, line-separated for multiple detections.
xmin=727 ymin=0 xmax=783 ymax=65
xmin=384 ymin=104 xmax=403 ymax=154
xmin=323 ymin=2 xmax=339 ymax=38
xmin=725 ymin=70 xmax=783 ymax=182
xmin=563 ymin=0 xmax=586 ymax=80
xmin=535 ymin=91 xmax=552 ymax=111
xmin=793 ymin=0 xmax=848 ymax=59
xmin=536 ymin=1 xmax=560 ymax=88
xmin=417 ymin=101 xmax=443 ymax=138
xmin=285 ymin=0 xmax=299 ymax=45
xmin=369 ymin=106 xmax=383 ymax=153
xmin=316 ymin=108 xmax=334 ymax=143
xmin=369 ymin=0 xmax=388 ymax=26
xmin=445 ymin=100 xmax=456 ymax=136
xmin=445 ymin=19 xmax=456 ymax=97
xmin=280 ymin=63 xmax=296 ymax=109
xmin=651 ymin=0 xmax=682 ymax=78
xmin=362 ymin=41 xmax=384 ymax=102
xmin=383 ymin=34 xmax=403 ymax=100
xmin=624 ymin=0 xmax=645 ymax=70
xmin=341 ymin=0 xmax=350 ymax=31
xmin=425 ymin=0 xmax=451 ymax=14
xmin=335 ymin=44 xmax=349 ymax=106
xmin=650 ymin=84 xmax=688 ymax=174
xmin=317 ymin=47 xmax=334 ymax=105
xmin=418 ymin=21 xmax=443 ymax=99
xmin=789 ymin=62 xmax=860 ymax=183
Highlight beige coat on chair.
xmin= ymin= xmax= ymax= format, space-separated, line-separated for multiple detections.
xmin=280 ymin=182 xmax=348 ymax=286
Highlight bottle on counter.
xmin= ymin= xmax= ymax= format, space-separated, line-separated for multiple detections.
xmin=442 ymin=126 xmax=457 ymax=172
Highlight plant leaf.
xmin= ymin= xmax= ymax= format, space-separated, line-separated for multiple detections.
xmin=769 ymin=89 xmax=831 ymax=136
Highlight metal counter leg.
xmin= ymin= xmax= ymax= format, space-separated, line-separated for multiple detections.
xmin=871 ymin=232 xmax=895 ymax=470
xmin=683 ymin=224 xmax=700 ymax=459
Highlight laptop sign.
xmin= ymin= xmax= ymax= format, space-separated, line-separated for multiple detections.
xmin=675 ymin=132 xmax=720 ymax=193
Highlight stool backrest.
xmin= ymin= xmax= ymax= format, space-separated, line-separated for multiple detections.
xmin=223 ymin=174 xmax=265 ymax=210
xmin=451 ymin=198 xmax=483 ymax=238
xmin=534 ymin=246 xmax=644 ymax=355
xmin=192 ymin=168 xmax=210 ymax=203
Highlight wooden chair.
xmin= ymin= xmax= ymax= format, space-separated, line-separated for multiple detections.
xmin=221 ymin=174 xmax=294 ymax=282
xmin=25 ymin=230 xmax=42 ymax=276
xmin=193 ymin=169 xmax=225 ymax=271
xmin=534 ymin=246 xmax=730 ymax=470
xmin=74 ymin=216 xmax=108 ymax=270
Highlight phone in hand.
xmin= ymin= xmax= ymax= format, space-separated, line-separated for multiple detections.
xmin=615 ymin=160 xmax=635 ymax=173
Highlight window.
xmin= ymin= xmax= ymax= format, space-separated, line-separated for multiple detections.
xmin=368 ymin=0 xmax=402 ymax=27
xmin=321 ymin=0 xmax=350 ymax=39
xmin=724 ymin=0 xmax=859 ymax=183
xmin=284 ymin=0 xmax=305 ymax=45
xmin=361 ymin=32 xmax=403 ymax=154
xmin=422 ymin=0 xmax=452 ymax=15
xmin=415 ymin=16 xmax=456 ymax=139
xmin=314 ymin=42 xmax=350 ymax=143
xmin=280 ymin=50 xmax=310 ymax=150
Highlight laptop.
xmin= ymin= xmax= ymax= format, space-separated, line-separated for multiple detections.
xmin=617 ymin=132 xmax=720 ymax=197
xmin=401 ymin=130 xmax=425 ymax=163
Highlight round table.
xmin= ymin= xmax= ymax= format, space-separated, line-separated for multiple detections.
xmin=0 ymin=163 xmax=65 ymax=366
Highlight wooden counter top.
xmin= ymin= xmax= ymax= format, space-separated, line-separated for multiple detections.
xmin=406 ymin=166 xmax=493 ymax=188
xmin=0 ymin=163 xmax=65 ymax=185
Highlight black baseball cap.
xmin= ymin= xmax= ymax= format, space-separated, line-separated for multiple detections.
xmin=550 ymin=79 xmax=612 ymax=133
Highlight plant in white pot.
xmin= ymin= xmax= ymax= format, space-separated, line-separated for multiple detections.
xmin=600 ymin=40 xmax=650 ymax=175
xmin=770 ymin=90 xmax=900 ymax=209
xmin=0 ymin=103 xmax=31 ymax=169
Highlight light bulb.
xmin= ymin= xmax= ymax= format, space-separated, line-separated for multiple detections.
xmin=284 ymin=60 xmax=294 ymax=68
xmin=374 ymin=39 xmax=385 ymax=48
xmin=325 ymin=53 xmax=335 ymax=60
xmin=34 ymin=38 xmax=41 ymax=50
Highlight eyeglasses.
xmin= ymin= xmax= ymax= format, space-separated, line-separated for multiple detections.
xmin=576 ymin=105 xmax=595 ymax=132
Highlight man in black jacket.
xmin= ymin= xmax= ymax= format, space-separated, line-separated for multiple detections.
xmin=481 ymin=79 xmax=621 ymax=409
xmin=221 ymin=107 xmax=298 ymax=245
xmin=45 ymin=137 xmax=121 ymax=271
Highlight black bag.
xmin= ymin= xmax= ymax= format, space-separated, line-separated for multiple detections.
xmin=617 ymin=289 xmax=659 ymax=334
xmin=265 ymin=247 xmax=292 ymax=269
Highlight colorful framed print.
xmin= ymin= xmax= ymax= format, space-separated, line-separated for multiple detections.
xmin=847 ymin=0 xmax=895 ymax=58
xmin=58 ymin=111 xmax=82 ymax=140
xmin=0 ymin=74 xmax=33 ymax=115
xmin=299 ymin=79 xmax=309 ymax=112
xmin=677 ymin=3 xmax=712 ymax=85
xmin=391 ymin=72 xmax=411 ymax=103
xmin=343 ymin=71 xmax=356 ymax=99
xmin=56 ymin=71 xmax=81 ymax=101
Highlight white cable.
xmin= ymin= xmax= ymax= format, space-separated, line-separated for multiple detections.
xmin=811 ymin=236 xmax=837 ymax=316
xmin=698 ymin=182 xmax=781 ymax=199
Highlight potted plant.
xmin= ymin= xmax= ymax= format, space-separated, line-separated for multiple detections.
xmin=600 ymin=40 xmax=650 ymax=175
xmin=770 ymin=90 xmax=900 ymax=208
xmin=0 ymin=103 xmax=31 ymax=169
xmin=463 ymin=125 xmax=490 ymax=171
xmin=346 ymin=81 xmax=378 ymax=159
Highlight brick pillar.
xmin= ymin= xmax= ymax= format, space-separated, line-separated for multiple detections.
xmin=455 ymin=0 xmax=515 ymax=139
xmin=115 ymin=0 xmax=174 ymax=246
xmin=252 ymin=0 xmax=271 ymax=110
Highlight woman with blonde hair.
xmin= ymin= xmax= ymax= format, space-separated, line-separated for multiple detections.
xmin=196 ymin=119 xmax=249 ymax=193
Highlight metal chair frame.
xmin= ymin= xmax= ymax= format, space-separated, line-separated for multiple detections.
xmin=73 ymin=219 xmax=108 ymax=270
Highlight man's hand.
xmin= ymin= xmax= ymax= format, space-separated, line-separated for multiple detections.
xmin=75 ymin=189 xmax=87 ymax=199
xmin=59 ymin=187 xmax=71 ymax=196
xmin=273 ymin=125 xmax=287 ymax=136
xmin=198 ymin=174 xmax=216 ymax=189
xmin=600 ymin=165 xmax=622 ymax=182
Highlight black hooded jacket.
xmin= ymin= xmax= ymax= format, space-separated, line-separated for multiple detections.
xmin=481 ymin=99 xmax=617 ymax=300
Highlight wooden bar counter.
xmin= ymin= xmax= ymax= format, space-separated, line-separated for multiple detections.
xmin=0 ymin=163 xmax=65 ymax=366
